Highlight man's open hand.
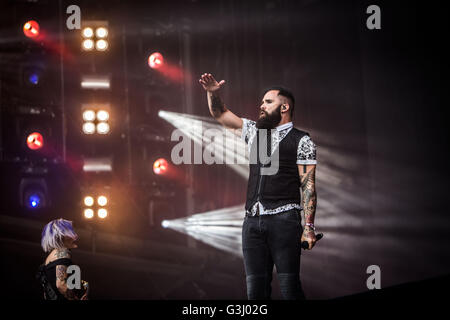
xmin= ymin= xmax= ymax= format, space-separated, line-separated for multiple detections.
xmin=199 ymin=73 xmax=226 ymax=92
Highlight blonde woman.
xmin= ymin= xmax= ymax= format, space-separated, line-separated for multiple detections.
xmin=37 ymin=218 xmax=88 ymax=300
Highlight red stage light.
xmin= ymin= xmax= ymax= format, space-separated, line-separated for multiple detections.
xmin=27 ymin=132 xmax=44 ymax=150
xmin=23 ymin=20 xmax=40 ymax=38
xmin=148 ymin=52 xmax=164 ymax=69
xmin=153 ymin=158 xmax=168 ymax=175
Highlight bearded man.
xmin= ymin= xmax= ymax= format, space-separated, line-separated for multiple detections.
xmin=199 ymin=73 xmax=318 ymax=300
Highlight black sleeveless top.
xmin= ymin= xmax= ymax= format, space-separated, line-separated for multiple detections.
xmin=36 ymin=258 xmax=72 ymax=300
xmin=245 ymin=127 xmax=309 ymax=210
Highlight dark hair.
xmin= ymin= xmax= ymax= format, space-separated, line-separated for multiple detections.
xmin=263 ymin=86 xmax=295 ymax=117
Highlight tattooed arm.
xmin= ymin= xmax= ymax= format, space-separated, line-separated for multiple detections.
xmin=199 ymin=73 xmax=243 ymax=131
xmin=298 ymin=164 xmax=317 ymax=250
xmin=55 ymin=249 xmax=78 ymax=300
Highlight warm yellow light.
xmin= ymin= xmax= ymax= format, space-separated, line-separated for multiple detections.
xmin=96 ymin=110 xmax=109 ymax=121
xmin=84 ymin=208 xmax=94 ymax=219
xmin=97 ymin=195 xmax=108 ymax=206
xmin=98 ymin=208 xmax=108 ymax=219
xmin=82 ymin=122 xmax=96 ymax=134
xmin=96 ymin=27 xmax=108 ymax=38
xmin=96 ymin=39 xmax=108 ymax=51
xmin=96 ymin=122 xmax=110 ymax=134
xmin=82 ymin=39 xmax=94 ymax=51
xmin=84 ymin=196 xmax=94 ymax=206
xmin=82 ymin=110 xmax=96 ymax=122
xmin=82 ymin=27 xmax=94 ymax=38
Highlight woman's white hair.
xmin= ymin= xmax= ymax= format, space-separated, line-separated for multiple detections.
xmin=41 ymin=218 xmax=78 ymax=252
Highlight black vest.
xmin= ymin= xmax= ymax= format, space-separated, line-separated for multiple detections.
xmin=245 ymin=127 xmax=309 ymax=211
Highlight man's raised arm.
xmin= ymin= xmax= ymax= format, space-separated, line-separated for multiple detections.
xmin=199 ymin=73 xmax=243 ymax=130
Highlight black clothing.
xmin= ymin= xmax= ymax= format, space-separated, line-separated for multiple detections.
xmin=245 ymin=127 xmax=309 ymax=211
xmin=243 ymin=125 xmax=310 ymax=300
xmin=36 ymin=258 xmax=72 ymax=300
xmin=242 ymin=209 xmax=305 ymax=300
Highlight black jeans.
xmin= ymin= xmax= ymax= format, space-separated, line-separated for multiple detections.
xmin=242 ymin=209 xmax=306 ymax=300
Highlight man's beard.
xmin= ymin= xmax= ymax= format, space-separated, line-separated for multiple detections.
xmin=256 ymin=105 xmax=282 ymax=129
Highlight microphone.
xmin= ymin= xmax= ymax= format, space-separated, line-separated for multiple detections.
xmin=301 ymin=232 xmax=323 ymax=250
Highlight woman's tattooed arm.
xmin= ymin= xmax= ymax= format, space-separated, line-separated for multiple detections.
xmin=56 ymin=265 xmax=78 ymax=300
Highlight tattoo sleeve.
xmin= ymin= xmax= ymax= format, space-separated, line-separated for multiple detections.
xmin=56 ymin=265 xmax=78 ymax=300
xmin=207 ymin=91 xmax=227 ymax=118
xmin=56 ymin=265 xmax=67 ymax=283
xmin=300 ymin=167 xmax=317 ymax=227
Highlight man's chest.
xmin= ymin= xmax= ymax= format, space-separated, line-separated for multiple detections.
xmin=247 ymin=128 xmax=292 ymax=156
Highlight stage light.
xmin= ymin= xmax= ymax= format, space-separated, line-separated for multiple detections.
xmin=82 ymin=110 xmax=96 ymax=122
xmin=28 ymin=194 xmax=41 ymax=208
xmin=98 ymin=208 xmax=108 ymax=219
xmin=26 ymin=132 xmax=44 ymax=150
xmin=96 ymin=27 xmax=108 ymax=38
xmin=81 ymin=80 xmax=110 ymax=89
xmin=97 ymin=195 xmax=107 ymax=206
xmin=23 ymin=66 xmax=43 ymax=87
xmin=81 ymin=76 xmax=110 ymax=89
xmin=96 ymin=122 xmax=110 ymax=134
xmin=82 ymin=189 xmax=110 ymax=220
xmin=159 ymin=110 xmax=249 ymax=178
xmin=96 ymin=110 xmax=109 ymax=121
xmin=83 ymin=122 xmax=96 ymax=134
xmin=161 ymin=220 xmax=170 ymax=228
xmin=82 ymin=122 xmax=96 ymax=134
xmin=82 ymin=104 xmax=111 ymax=135
xmin=83 ymin=158 xmax=112 ymax=172
xmin=84 ymin=208 xmax=94 ymax=219
xmin=148 ymin=52 xmax=164 ymax=69
xmin=84 ymin=196 xmax=94 ymax=207
xmin=82 ymin=21 xmax=109 ymax=52
xmin=153 ymin=158 xmax=168 ymax=175
xmin=162 ymin=205 xmax=245 ymax=256
xmin=82 ymin=39 xmax=94 ymax=51
xmin=82 ymin=27 xmax=94 ymax=38
xmin=23 ymin=20 xmax=40 ymax=38
xmin=20 ymin=178 xmax=49 ymax=210
xmin=28 ymin=73 xmax=39 ymax=85
xmin=96 ymin=39 xmax=108 ymax=51
xmin=25 ymin=191 xmax=45 ymax=209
